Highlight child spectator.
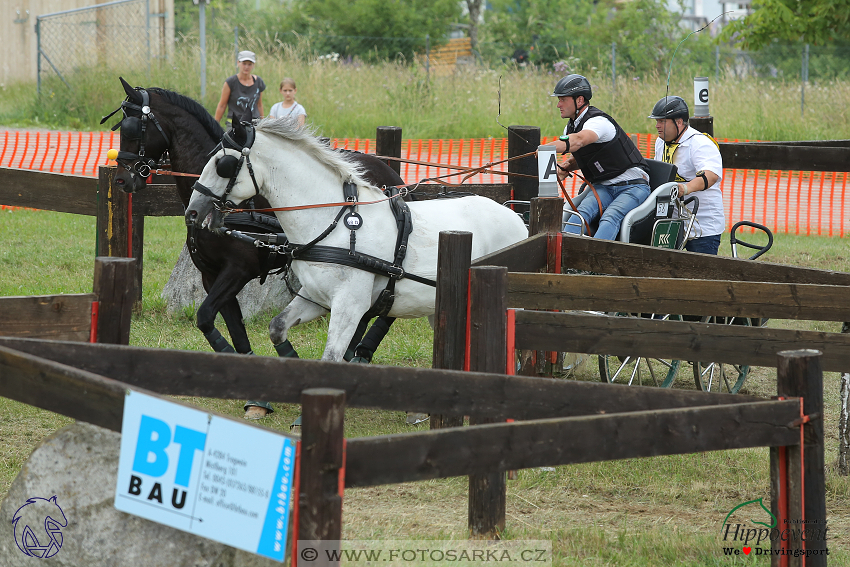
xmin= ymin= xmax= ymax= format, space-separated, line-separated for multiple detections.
xmin=268 ymin=78 xmax=306 ymax=127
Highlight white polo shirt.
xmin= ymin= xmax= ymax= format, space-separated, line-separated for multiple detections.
xmin=654 ymin=127 xmax=725 ymax=238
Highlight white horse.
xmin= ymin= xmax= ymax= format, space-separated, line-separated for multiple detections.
xmin=186 ymin=119 xmax=528 ymax=361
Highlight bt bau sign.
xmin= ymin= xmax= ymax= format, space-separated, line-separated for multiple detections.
xmin=115 ymin=391 xmax=296 ymax=561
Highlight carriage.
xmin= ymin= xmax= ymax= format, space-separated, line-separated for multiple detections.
xmin=555 ymin=158 xmax=774 ymax=393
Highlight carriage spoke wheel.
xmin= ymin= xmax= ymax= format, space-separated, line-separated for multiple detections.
xmin=597 ymin=313 xmax=684 ymax=388
xmin=692 ymin=315 xmax=752 ymax=394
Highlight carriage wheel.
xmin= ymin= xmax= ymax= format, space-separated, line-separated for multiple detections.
xmin=597 ymin=313 xmax=685 ymax=388
xmin=691 ymin=315 xmax=753 ymax=394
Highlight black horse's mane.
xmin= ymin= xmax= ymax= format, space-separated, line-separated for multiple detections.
xmin=147 ymin=88 xmax=224 ymax=142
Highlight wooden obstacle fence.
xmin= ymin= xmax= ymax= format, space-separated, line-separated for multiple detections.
xmin=427 ymin=197 xmax=843 ymax=552
xmin=461 ymin=265 xmax=827 ymax=564
xmin=0 ymin=336 xmax=816 ymax=564
xmin=0 ymin=256 xmax=135 ymax=345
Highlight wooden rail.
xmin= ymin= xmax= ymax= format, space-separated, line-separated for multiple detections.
xmin=507 ymin=272 xmax=850 ymax=321
xmin=512 ymin=310 xmax=850 ymax=371
xmin=720 ymin=142 xmax=850 ymax=172
xmin=0 ymin=336 xmax=759 ymax=422
xmin=561 ymin=233 xmax=850 ymax=285
xmin=345 ymin=400 xmax=800 ymax=487
xmin=0 ymin=294 xmax=95 ymax=341
xmin=0 ymin=257 xmax=135 ymax=344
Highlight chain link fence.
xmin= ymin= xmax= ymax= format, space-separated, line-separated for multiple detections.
xmin=227 ymin=27 xmax=850 ymax=83
xmin=36 ymin=0 xmax=165 ymax=94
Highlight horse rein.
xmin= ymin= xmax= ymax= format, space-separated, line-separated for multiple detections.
xmin=375 ymin=152 xmax=540 ymax=187
xmin=557 ymin=163 xmax=602 ymax=237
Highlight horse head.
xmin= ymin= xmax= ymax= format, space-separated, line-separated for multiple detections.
xmin=186 ymin=119 xmax=261 ymax=232
xmin=107 ymin=77 xmax=173 ymax=193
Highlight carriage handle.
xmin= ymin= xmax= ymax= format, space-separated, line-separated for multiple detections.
xmin=731 ymin=221 xmax=774 ymax=260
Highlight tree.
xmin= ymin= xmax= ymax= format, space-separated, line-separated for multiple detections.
xmin=286 ymin=0 xmax=461 ymax=61
xmin=482 ymin=0 xmax=685 ymax=76
xmin=466 ymin=0 xmax=483 ymax=52
xmin=719 ymin=0 xmax=850 ymax=48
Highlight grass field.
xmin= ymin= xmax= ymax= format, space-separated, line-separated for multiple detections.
xmin=1 ymin=208 xmax=849 ymax=565
xmin=1 ymin=42 xmax=849 ymax=142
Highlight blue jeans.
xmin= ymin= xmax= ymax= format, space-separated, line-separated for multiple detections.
xmin=564 ymin=181 xmax=651 ymax=241
xmin=685 ymin=234 xmax=721 ymax=255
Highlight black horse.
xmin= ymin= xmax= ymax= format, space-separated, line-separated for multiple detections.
xmin=108 ymin=78 xmax=404 ymax=415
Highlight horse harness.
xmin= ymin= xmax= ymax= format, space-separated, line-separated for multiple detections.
xmin=193 ymin=124 xmax=437 ymax=318
xmin=101 ymin=87 xmax=171 ymax=178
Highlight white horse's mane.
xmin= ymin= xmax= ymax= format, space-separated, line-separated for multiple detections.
xmin=255 ymin=118 xmax=375 ymax=191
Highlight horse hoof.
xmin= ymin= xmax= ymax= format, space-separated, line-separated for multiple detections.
xmin=350 ymin=356 xmax=372 ymax=364
xmin=244 ymin=406 xmax=270 ymax=420
xmin=405 ymin=412 xmax=429 ymax=425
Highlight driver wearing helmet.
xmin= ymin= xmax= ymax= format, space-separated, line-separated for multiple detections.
xmin=552 ymin=74 xmax=651 ymax=240
xmin=650 ymin=96 xmax=724 ymax=254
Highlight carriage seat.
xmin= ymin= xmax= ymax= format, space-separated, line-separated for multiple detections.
xmin=563 ymin=159 xmax=679 ymax=245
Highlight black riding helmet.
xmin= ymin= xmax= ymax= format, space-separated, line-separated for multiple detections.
xmin=650 ymin=95 xmax=690 ymax=144
xmin=648 ymin=96 xmax=689 ymax=121
xmin=550 ymin=74 xmax=593 ymax=100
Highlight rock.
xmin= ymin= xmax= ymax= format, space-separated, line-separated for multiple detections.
xmin=0 ymin=422 xmax=280 ymax=567
xmin=162 ymin=244 xmax=296 ymax=320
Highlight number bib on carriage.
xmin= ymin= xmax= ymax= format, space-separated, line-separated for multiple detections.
xmin=115 ymin=391 xmax=296 ymax=561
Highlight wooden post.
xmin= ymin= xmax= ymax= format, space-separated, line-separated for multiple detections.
xmin=97 ymin=165 xmax=144 ymax=304
xmin=525 ymin=197 xmax=565 ymax=376
xmin=131 ymin=211 xmax=144 ymax=306
xmin=96 ymin=165 xmax=131 ymax=258
xmin=299 ymin=388 xmax=345 ymax=565
xmin=771 ymin=349 xmax=827 ymax=567
xmin=375 ymin=126 xmax=402 ymax=177
xmin=93 ymin=257 xmax=135 ymax=345
xmin=467 ymin=266 xmax=507 ymax=539
xmin=431 ymin=231 xmax=472 ymax=430
xmin=529 ymin=197 xmax=564 ymax=237
xmin=507 ymin=126 xmax=540 ymax=202
xmin=840 ymin=322 xmax=849 ymax=476
xmin=689 ymin=116 xmax=714 ymax=137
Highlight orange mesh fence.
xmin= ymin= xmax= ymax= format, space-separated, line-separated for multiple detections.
xmin=1 ymin=129 xmax=847 ymax=236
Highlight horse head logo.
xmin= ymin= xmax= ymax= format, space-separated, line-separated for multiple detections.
xmin=722 ymin=497 xmax=777 ymax=532
xmin=12 ymin=496 xmax=67 ymax=558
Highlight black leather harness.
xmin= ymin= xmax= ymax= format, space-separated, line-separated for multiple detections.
xmin=196 ymin=124 xmax=436 ymax=318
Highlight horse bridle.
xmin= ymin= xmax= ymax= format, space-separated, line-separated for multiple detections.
xmin=192 ymin=124 xmax=261 ymax=211
xmin=101 ymin=87 xmax=171 ymax=178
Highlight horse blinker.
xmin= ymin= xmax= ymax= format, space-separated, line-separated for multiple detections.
xmin=120 ymin=116 xmax=142 ymax=140
xmin=216 ymin=155 xmax=240 ymax=179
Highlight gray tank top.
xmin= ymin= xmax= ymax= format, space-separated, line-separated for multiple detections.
xmin=225 ymin=74 xmax=266 ymax=120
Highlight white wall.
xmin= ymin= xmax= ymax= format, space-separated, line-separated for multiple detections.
xmin=0 ymin=0 xmax=173 ymax=85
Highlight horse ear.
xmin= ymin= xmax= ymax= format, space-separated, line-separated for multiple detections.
xmin=119 ymin=77 xmax=143 ymax=105
xmin=233 ymin=117 xmax=247 ymax=142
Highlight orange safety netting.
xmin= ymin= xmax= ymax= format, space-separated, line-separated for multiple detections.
xmin=1 ymin=130 xmax=847 ymax=237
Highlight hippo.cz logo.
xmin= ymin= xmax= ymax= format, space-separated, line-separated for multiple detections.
xmin=12 ymin=496 xmax=67 ymax=558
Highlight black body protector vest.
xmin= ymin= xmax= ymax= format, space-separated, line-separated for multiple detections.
xmin=567 ymin=107 xmax=649 ymax=184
